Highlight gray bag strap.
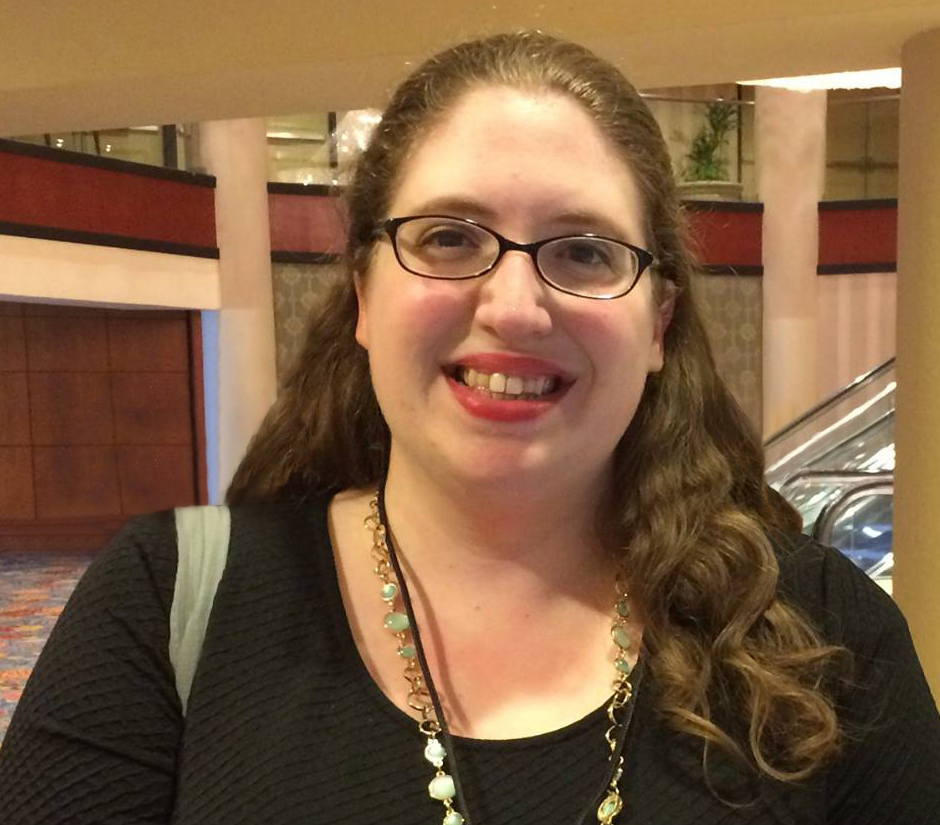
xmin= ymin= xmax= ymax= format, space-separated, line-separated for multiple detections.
xmin=170 ymin=505 xmax=231 ymax=716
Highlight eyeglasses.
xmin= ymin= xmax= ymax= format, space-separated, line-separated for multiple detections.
xmin=375 ymin=215 xmax=655 ymax=300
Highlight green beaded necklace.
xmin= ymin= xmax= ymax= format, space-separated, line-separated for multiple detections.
xmin=366 ymin=486 xmax=642 ymax=825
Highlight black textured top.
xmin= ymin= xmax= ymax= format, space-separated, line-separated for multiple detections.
xmin=0 ymin=499 xmax=938 ymax=825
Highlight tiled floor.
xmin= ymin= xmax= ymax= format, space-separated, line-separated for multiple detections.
xmin=0 ymin=552 xmax=93 ymax=743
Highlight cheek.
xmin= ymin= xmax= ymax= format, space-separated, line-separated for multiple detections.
xmin=367 ymin=278 xmax=472 ymax=384
xmin=567 ymin=304 xmax=658 ymax=419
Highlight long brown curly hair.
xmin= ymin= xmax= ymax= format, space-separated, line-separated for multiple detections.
xmin=228 ymin=31 xmax=845 ymax=783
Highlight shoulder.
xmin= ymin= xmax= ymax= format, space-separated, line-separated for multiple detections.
xmin=768 ymin=529 xmax=903 ymax=652
xmin=79 ymin=496 xmax=334 ymax=605
xmin=72 ymin=509 xmax=180 ymax=617
xmin=768 ymin=530 xmax=939 ymax=734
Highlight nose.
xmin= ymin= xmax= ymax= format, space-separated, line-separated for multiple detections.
xmin=473 ymin=249 xmax=553 ymax=342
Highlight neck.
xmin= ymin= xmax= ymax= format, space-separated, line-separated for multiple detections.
xmin=381 ymin=450 xmax=615 ymax=607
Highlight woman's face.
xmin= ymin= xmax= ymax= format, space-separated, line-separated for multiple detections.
xmin=355 ymin=86 xmax=669 ymax=498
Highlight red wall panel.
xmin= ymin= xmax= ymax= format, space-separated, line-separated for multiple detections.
xmin=685 ymin=206 xmax=763 ymax=270
xmin=268 ymin=191 xmax=347 ymax=254
xmin=818 ymin=202 xmax=897 ymax=269
xmin=0 ymin=146 xmax=216 ymax=249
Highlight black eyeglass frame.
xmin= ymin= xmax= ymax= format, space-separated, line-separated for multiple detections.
xmin=375 ymin=214 xmax=656 ymax=300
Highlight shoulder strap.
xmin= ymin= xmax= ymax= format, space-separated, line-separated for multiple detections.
xmin=170 ymin=505 xmax=231 ymax=716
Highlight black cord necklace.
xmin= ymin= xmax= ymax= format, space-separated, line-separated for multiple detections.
xmin=374 ymin=479 xmax=644 ymax=824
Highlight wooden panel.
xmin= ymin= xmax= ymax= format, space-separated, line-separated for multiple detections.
xmin=0 ymin=446 xmax=35 ymax=519
xmin=23 ymin=304 xmax=110 ymax=317
xmin=118 ymin=445 xmax=195 ymax=514
xmin=0 ymin=316 xmax=27 ymax=370
xmin=33 ymin=445 xmax=121 ymax=518
xmin=29 ymin=372 xmax=114 ymax=445
xmin=0 ymin=518 xmax=125 ymax=553
xmin=108 ymin=317 xmax=189 ymax=372
xmin=111 ymin=372 xmax=192 ymax=445
xmin=26 ymin=316 xmax=109 ymax=371
xmin=0 ymin=302 xmax=204 ymax=547
xmin=188 ymin=312 xmax=209 ymax=504
xmin=0 ymin=372 xmax=31 ymax=445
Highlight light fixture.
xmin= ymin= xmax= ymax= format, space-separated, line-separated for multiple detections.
xmin=740 ymin=68 xmax=901 ymax=91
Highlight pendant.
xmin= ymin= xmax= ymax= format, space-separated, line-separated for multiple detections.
xmin=597 ymin=790 xmax=623 ymax=823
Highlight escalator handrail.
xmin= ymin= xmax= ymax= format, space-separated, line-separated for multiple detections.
xmin=779 ymin=469 xmax=894 ymax=496
xmin=812 ymin=478 xmax=894 ymax=547
xmin=764 ymin=356 xmax=896 ymax=448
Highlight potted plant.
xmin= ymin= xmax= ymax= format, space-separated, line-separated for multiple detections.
xmin=678 ymin=101 xmax=743 ymax=201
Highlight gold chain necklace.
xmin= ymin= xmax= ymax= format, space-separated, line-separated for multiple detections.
xmin=364 ymin=492 xmax=639 ymax=825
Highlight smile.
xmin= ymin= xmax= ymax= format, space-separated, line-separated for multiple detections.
xmin=453 ymin=366 xmax=560 ymax=400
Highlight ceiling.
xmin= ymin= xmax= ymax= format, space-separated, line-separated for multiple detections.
xmin=2 ymin=0 xmax=939 ymax=135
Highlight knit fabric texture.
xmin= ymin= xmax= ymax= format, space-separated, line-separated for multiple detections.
xmin=0 ymin=498 xmax=938 ymax=824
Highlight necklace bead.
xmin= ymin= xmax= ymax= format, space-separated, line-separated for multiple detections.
xmin=443 ymin=812 xmax=465 ymax=825
xmin=384 ymin=611 xmax=410 ymax=633
xmin=611 ymin=625 xmax=632 ymax=649
xmin=615 ymin=657 xmax=633 ymax=675
xmin=381 ymin=582 xmax=399 ymax=601
xmin=424 ymin=738 xmax=447 ymax=766
xmin=429 ymin=774 xmax=457 ymax=801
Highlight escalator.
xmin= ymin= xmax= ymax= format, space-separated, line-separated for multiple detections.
xmin=764 ymin=358 xmax=895 ymax=593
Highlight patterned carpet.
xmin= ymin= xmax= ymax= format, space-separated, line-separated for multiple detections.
xmin=0 ymin=552 xmax=93 ymax=744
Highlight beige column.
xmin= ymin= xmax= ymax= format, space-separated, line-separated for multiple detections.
xmin=196 ymin=119 xmax=277 ymax=502
xmin=895 ymin=29 xmax=940 ymax=695
xmin=755 ymin=87 xmax=827 ymax=437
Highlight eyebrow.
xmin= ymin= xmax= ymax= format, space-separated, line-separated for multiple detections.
xmin=405 ymin=196 xmax=638 ymax=243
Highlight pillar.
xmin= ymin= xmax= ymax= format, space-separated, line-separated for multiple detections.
xmin=755 ymin=86 xmax=827 ymax=437
xmin=895 ymin=28 xmax=940 ymax=694
xmin=196 ymin=119 xmax=277 ymax=503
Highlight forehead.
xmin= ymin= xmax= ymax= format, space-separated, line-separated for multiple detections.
xmin=388 ymin=86 xmax=647 ymax=242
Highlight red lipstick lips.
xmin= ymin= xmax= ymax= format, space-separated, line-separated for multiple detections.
xmin=444 ymin=352 xmax=572 ymax=422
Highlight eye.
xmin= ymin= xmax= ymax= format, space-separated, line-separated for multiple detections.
xmin=554 ymin=238 xmax=614 ymax=269
xmin=417 ymin=223 xmax=480 ymax=250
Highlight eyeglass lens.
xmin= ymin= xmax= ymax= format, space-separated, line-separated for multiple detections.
xmin=394 ymin=217 xmax=640 ymax=298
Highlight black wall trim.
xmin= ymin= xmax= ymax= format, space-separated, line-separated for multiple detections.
xmin=0 ymin=137 xmax=216 ymax=187
xmin=680 ymin=200 xmax=764 ymax=213
xmin=818 ymin=262 xmax=896 ymax=275
xmin=818 ymin=198 xmax=898 ymax=211
xmin=271 ymin=250 xmax=343 ymax=264
xmin=699 ymin=264 xmax=763 ymax=276
xmin=0 ymin=220 xmax=220 ymax=259
xmin=267 ymin=182 xmax=343 ymax=196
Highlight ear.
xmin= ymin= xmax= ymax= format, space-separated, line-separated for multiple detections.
xmin=353 ymin=273 xmax=369 ymax=350
xmin=649 ymin=279 xmax=677 ymax=373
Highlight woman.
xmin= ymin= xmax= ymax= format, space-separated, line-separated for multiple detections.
xmin=1 ymin=31 xmax=937 ymax=825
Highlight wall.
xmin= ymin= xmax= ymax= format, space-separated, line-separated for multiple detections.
xmin=816 ymin=271 xmax=896 ymax=399
xmin=271 ymin=261 xmax=344 ymax=381
xmin=694 ymin=273 xmax=763 ymax=428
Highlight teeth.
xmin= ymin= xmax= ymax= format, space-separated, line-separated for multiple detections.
xmin=456 ymin=367 xmax=558 ymax=398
